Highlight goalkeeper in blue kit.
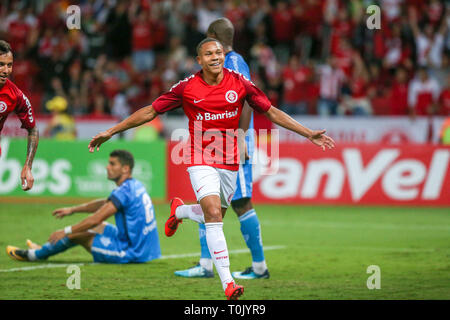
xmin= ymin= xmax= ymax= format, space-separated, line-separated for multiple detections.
xmin=7 ymin=150 xmax=161 ymax=264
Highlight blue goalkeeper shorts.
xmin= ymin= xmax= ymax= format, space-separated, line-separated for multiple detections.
xmin=91 ymin=223 xmax=131 ymax=264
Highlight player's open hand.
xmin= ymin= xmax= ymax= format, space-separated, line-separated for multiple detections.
xmin=88 ymin=131 xmax=112 ymax=152
xmin=21 ymin=165 xmax=34 ymax=191
xmin=309 ymin=130 xmax=336 ymax=151
xmin=53 ymin=207 xmax=73 ymax=219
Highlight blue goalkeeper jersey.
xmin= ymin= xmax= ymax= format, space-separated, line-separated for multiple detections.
xmin=224 ymin=51 xmax=255 ymax=157
xmin=108 ymin=178 xmax=161 ymax=262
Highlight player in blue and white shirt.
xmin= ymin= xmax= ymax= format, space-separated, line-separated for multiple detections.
xmin=174 ymin=18 xmax=270 ymax=279
xmin=7 ymin=150 xmax=161 ymax=264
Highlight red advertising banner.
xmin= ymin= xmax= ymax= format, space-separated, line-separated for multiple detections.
xmin=167 ymin=141 xmax=450 ymax=206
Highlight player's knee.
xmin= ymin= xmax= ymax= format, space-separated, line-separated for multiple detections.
xmin=203 ymin=205 xmax=223 ymax=222
xmin=231 ymin=197 xmax=253 ymax=216
xmin=68 ymin=232 xmax=95 ymax=251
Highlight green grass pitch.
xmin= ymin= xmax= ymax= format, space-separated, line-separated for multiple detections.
xmin=0 ymin=202 xmax=449 ymax=300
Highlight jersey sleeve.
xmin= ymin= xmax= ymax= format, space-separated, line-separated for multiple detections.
xmin=151 ymin=78 xmax=186 ymax=113
xmin=14 ymin=91 xmax=36 ymax=130
xmin=108 ymin=185 xmax=129 ymax=211
xmin=240 ymin=75 xmax=272 ymax=113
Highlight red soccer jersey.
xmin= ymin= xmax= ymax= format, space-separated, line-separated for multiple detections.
xmin=152 ymin=68 xmax=272 ymax=171
xmin=0 ymin=79 xmax=36 ymax=134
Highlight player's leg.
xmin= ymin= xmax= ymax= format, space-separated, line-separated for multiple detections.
xmin=166 ymin=166 xmax=243 ymax=299
xmin=172 ymin=166 xmax=214 ymax=277
xmin=231 ymin=162 xmax=269 ymax=279
xmin=173 ymin=222 xmax=214 ymax=278
xmin=90 ymin=223 xmax=132 ymax=263
xmin=231 ymin=197 xmax=269 ymax=279
xmin=216 ymin=167 xmax=244 ymax=299
xmin=7 ymin=223 xmax=105 ymax=262
xmin=70 ymin=222 xmax=106 ymax=252
xmin=200 ymin=194 xmax=240 ymax=297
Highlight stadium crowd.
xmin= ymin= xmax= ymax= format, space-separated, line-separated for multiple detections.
xmin=0 ymin=0 xmax=449 ymax=123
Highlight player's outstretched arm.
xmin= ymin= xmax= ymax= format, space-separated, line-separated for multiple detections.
xmin=88 ymin=105 xmax=158 ymax=152
xmin=53 ymin=199 xmax=107 ymax=219
xmin=21 ymin=126 xmax=39 ymax=191
xmin=264 ymin=106 xmax=335 ymax=151
xmin=48 ymin=201 xmax=117 ymax=244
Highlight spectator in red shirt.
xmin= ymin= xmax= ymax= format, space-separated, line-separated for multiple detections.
xmin=5 ymin=8 xmax=31 ymax=54
xmin=380 ymin=0 xmax=404 ymax=23
xmin=316 ymin=56 xmax=346 ymax=116
xmin=382 ymin=24 xmax=413 ymax=71
xmin=294 ymin=0 xmax=324 ymax=61
xmin=409 ymin=6 xmax=448 ymax=69
xmin=338 ymin=62 xmax=373 ymax=116
xmin=280 ymin=55 xmax=312 ymax=115
xmin=129 ymin=4 xmax=154 ymax=72
xmin=425 ymin=0 xmax=445 ymax=28
xmin=271 ymin=1 xmax=294 ymax=44
xmin=389 ymin=67 xmax=410 ymax=115
xmin=408 ymin=67 xmax=441 ymax=117
xmin=270 ymin=0 xmax=295 ymax=63
xmin=329 ymin=6 xmax=353 ymax=56
xmin=333 ymin=37 xmax=358 ymax=78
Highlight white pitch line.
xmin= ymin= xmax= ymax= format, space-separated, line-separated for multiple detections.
xmin=0 ymin=245 xmax=286 ymax=273
xmin=0 ymin=262 xmax=90 ymax=273
xmin=160 ymin=245 xmax=286 ymax=260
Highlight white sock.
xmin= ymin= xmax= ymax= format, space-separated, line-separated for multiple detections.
xmin=252 ymin=261 xmax=268 ymax=275
xmin=27 ymin=249 xmax=38 ymax=261
xmin=205 ymin=222 xmax=233 ymax=291
xmin=199 ymin=258 xmax=213 ymax=272
xmin=175 ymin=204 xmax=205 ymax=224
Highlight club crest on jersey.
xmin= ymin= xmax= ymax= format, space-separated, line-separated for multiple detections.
xmin=225 ymin=90 xmax=238 ymax=103
xmin=0 ymin=101 xmax=7 ymax=113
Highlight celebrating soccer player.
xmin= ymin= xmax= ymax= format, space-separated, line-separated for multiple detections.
xmin=0 ymin=40 xmax=39 ymax=191
xmin=7 ymin=150 xmax=161 ymax=264
xmin=173 ymin=18 xmax=270 ymax=281
xmin=87 ymin=38 xmax=335 ymax=300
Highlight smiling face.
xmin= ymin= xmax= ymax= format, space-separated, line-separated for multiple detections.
xmin=196 ymin=40 xmax=225 ymax=77
xmin=0 ymin=52 xmax=13 ymax=86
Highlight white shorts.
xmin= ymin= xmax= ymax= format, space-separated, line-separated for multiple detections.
xmin=187 ymin=165 xmax=238 ymax=208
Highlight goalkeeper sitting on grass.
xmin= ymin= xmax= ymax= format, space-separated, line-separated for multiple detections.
xmin=6 ymin=150 xmax=161 ymax=264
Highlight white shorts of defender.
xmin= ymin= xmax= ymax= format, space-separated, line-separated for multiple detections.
xmin=187 ymin=165 xmax=238 ymax=208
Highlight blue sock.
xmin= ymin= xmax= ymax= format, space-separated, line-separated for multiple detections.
xmin=198 ymin=223 xmax=211 ymax=259
xmin=34 ymin=237 xmax=76 ymax=260
xmin=239 ymin=209 xmax=265 ymax=263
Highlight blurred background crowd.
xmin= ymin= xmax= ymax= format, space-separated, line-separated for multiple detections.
xmin=1 ymin=0 xmax=449 ymax=127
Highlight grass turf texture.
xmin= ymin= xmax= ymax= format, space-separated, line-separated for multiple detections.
xmin=0 ymin=203 xmax=449 ymax=300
